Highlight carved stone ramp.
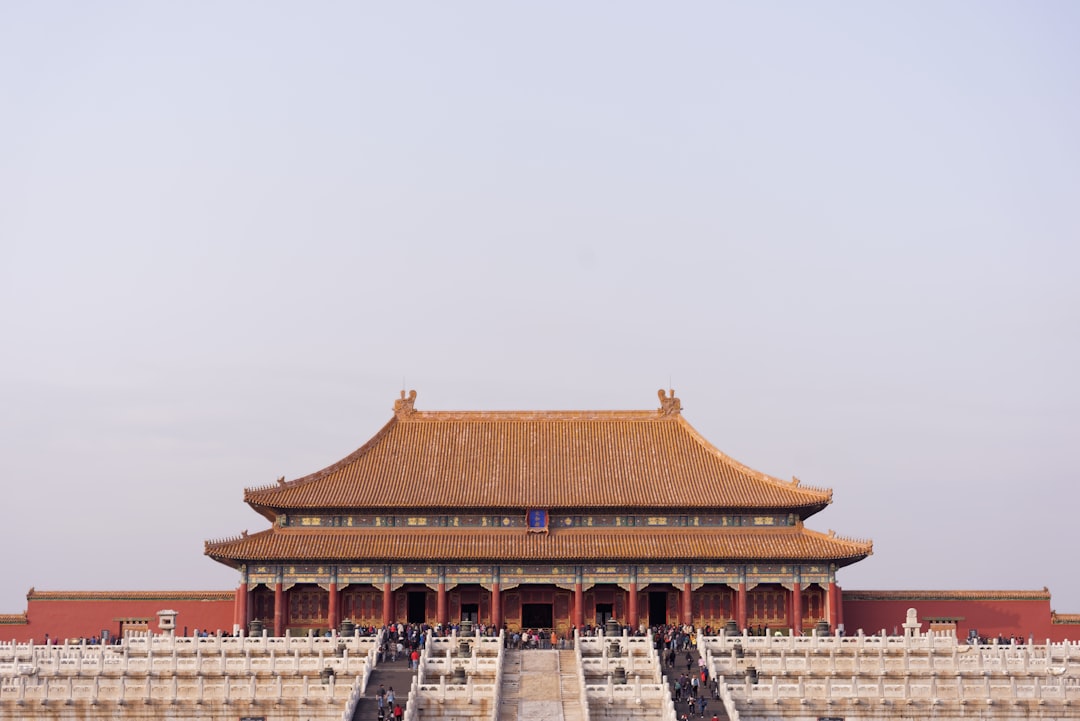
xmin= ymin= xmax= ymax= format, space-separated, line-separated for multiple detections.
xmin=499 ymin=649 xmax=586 ymax=721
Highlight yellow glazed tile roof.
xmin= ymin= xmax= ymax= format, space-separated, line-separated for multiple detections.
xmin=205 ymin=524 xmax=872 ymax=566
xmin=243 ymin=390 xmax=833 ymax=513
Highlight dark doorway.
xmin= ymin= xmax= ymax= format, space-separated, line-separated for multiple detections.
xmin=461 ymin=603 xmax=479 ymax=622
xmin=649 ymin=592 xmax=668 ymax=627
xmin=595 ymin=603 xmax=614 ymax=626
xmin=522 ymin=603 xmax=553 ymax=628
xmin=407 ymin=592 xmax=427 ymax=624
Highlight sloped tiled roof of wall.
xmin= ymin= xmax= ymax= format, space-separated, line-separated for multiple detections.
xmin=842 ymin=589 xmax=1052 ymax=602
xmin=243 ymin=391 xmax=832 ymax=513
xmin=26 ymin=590 xmax=235 ymax=602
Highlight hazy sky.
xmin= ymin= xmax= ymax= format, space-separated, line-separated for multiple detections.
xmin=2 ymin=3 xmax=1078 ymax=618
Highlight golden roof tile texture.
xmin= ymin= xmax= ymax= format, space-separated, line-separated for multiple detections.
xmin=205 ymin=525 xmax=871 ymax=565
xmin=244 ymin=394 xmax=833 ymax=512
xmin=26 ymin=590 xmax=236 ymax=602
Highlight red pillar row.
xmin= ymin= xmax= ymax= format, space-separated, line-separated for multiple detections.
xmin=791 ymin=586 xmax=803 ymax=636
xmin=327 ymin=582 xmax=339 ymax=632
xmin=273 ymin=582 xmax=284 ymax=636
xmin=382 ymin=582 xmax=393 ymax=627
xmin=437 ymin=582 xmax=447 ymax=626
xmin=574 ymin=582 xmax=584 ymax=630
xmin=827 ymin=581 xmax=838 ymax=633
xmin=682 ymin=582 xmax=693 ymax=626
xmin=234 ymin=583 xmax=248 ymax=631
xmin=736 ymin=582 xmax=748 ymax=632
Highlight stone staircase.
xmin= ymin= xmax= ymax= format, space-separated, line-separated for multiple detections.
xmin=558 ymin=649 xmax=586 ymax=721
xmin=351 ymin=654 xmax=417 ymax=721
xmin=498 ymin=649 xmax=522 ymax=721
xmin=497 ymin=649 xmax=586 ymax=721
xmin=663 ymin=647 xmax=725 ymax=720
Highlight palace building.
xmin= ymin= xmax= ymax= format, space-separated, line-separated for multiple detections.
xmin=204 ymin=389 xmax=873 ymax=637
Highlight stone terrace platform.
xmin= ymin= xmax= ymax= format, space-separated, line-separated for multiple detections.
xmin=701 ymin=630 xmax=1080 ymax=720
xmin=0 ymin=632 xmax=381 ymax=721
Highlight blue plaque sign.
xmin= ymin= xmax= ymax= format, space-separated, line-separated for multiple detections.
xmin=526 ymin=509 xmax=548 ymax=533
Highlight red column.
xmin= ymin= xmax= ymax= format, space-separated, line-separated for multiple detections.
xmin=437 ymin=582 xmax=447 ymax=626
xmin=736 ymin=583 xmax=747 ymax=632
xmin=827 ymin=581 xmax=838 ymax=634
xmin=682 ymin=582 xmax=693 ymax=626
xmin=328 ymin=582 xmax=339 ymax=632
xmin=627 ymin=583 xmax=638 ymax=630
xmin=273 ymin=583 xmax=284 ymax=636
xmin=791 ymin=586 xmax=802 ymax=636
xmin=235 ymin=582 xmax=248 ymax=631
xmin=574 ymin=583 xmax=584 ymax=630
xmin=836 ymin=584 xmax=844 ymax=632
xmin=491 ymin=583 xmax=501 ymax=629
xmin=382 ymin=582 xmax=393 ymax=627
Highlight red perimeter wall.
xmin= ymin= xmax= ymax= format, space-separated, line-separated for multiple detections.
xmin=842 ymin=590 xmax=1080 ymax=643
xmin=0 ymin=591 xmax=235 ymax=644
xmin=4 ymin=588 xmax=1079 ymax=643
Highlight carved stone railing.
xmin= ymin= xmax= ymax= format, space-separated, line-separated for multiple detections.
xmin=405 ymin=628 xmax=504 ymax=721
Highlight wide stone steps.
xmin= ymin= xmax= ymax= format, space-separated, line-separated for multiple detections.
xmin=499 ymin=649 xmax=522 ymax=721
xmin=558 ymin=650 xmax=585 ymax=721
xmin=351 ymin=655 xmax=416 ymax=721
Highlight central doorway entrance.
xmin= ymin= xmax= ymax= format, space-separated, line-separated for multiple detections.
xmin=521 ymin=603 xmax=553 ymax=628
xmin=461 ymin=603 xmax=479 ymax=622
xmin=649 ymin=591 xmax=668 ymax=626
xmin=595 ymin=603 xmax=614 ymax=626
xmin=407 ymin=591 xmax=427 ymax=624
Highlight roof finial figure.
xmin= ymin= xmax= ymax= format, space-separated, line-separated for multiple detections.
xmin=657 ymin=388 xmax=681 ymax=416
xmin=394 ymin=389 xmax=418 ymax=418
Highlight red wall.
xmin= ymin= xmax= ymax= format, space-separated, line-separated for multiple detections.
xmin=4 ymin=587 xmax=1079 ymax=644
xmin=842 ymin=591 xmax=1080 ymax=643
xmin=0 ymin=592 xmax=235 ymax=644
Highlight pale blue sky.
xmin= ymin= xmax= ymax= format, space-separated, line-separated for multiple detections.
xmin=2 ymin=3 xmax=1078 ymax=618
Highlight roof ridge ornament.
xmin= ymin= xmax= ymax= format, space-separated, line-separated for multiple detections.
xmin=657 ymin=388 xmax=681 ymax=416
xmin=394 ymin=389 xmax=418 ymax=418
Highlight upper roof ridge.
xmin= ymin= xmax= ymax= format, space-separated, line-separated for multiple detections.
xmin=390 ymin=388 xmax=684 ymax=422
